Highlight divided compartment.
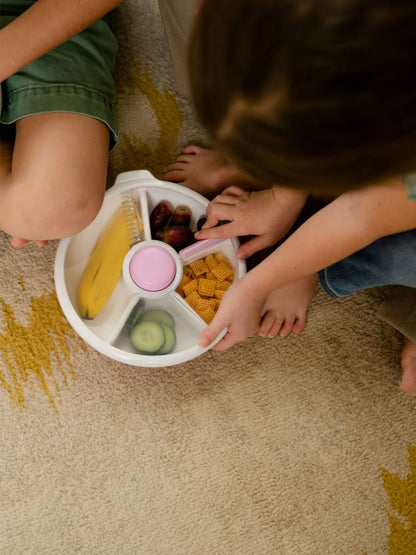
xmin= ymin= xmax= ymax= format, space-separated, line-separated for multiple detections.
xmin=145 ymin=185 xmax=207 ymax=242
xmin=177 ymin=238 xmax=244 ymax=323
xmin=112 ymin=294 xmax=206 ymax=355
xmin=54 ymin=170 xmax=246 ymax=367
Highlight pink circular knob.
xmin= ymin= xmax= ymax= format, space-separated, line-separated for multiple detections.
xmin=129 ymin=246 xmax=176 ymax=291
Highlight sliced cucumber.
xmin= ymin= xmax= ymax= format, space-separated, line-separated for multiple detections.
xmin=126 ymin=299 xmax=145 ymax=331
xmin=157 ymin=323 xmax=176 ymax=355
xmin=139 ymin=309 xmax=175 ymax=328
xmin=130 ymin=321 xmax=165 ymax=354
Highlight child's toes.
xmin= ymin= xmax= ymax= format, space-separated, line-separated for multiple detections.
xmin=400 ymin=337 xmax=416 ymax=393
xmin=401 ymin=366 xmax=416 ymax=392
xmin=401 ymin=361 xmax=416 ymax=393
xmin=266 ymin=319 xmax=283 ymax=338
xmin=10 ymin=237 xmax=28 ymax=247
xmin=257 ymin=313 xmax=273 ymax=337
xmin=279 ymin=316 xmax=297 ymax=337
xmin=182 ymin=144 xmax=201 ymax=155
xmin=258 ymin=311 xmax=279 ymax=337
xmin=292 ymin=313 xmax=307 ymax=334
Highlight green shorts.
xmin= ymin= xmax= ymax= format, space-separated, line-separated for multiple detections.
xmin=0 ymin=1 xmax=118 ymax=148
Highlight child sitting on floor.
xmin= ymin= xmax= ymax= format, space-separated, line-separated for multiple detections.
xmin=0 ymin=0 xmax=123 ymax=247
xmin=164 ymin=0 xmax=416 ymax=392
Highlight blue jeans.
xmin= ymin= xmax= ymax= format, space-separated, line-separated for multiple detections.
xmin=318 ymin=228 xmax=416 ymax=298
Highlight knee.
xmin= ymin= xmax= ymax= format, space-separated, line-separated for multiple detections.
xmin=46 ymin=187 xmax=105 ymax=238
xmin=55 ymin=189 xmax=105 ymax=237
xmin=20 ymin=180 xmax=105 ymax=240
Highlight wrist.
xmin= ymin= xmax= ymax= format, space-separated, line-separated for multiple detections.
xmin=239 ymin=271 xmax=270 ymax=305
xmin=272 ymin=185 xmax=308 ymax=210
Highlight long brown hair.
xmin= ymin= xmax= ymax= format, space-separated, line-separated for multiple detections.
xmin=189 ymin=0 xmax=416 ymax=193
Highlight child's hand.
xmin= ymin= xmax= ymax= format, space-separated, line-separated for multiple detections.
xmin=198 ymin=277 xmax=267 ymax=351
xmin=194 ymin=185 xmax=307 ymax=259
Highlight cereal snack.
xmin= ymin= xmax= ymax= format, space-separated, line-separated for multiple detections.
xmin=178 ymin=253 xmax=234 ymax=323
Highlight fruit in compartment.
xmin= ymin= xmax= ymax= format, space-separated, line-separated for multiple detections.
xmin=128 ymin=308 xmax=176 ymax=355
xmin=162 ymin=225 xmax=194 ymax=250
xmin=150 ymin=200 xmax=197 ymax=250
xmin=170 ymin=205 xmax=192 ymax=227
xmin=176 ymin=252 xmax=234 ymax=323
xmin=77 ymin=206 xmax=131 ymax=320
xmin=152 ymin=230 xmax=164 ymax=242
xmin=149 ymin=200 xmax=173 ymax=231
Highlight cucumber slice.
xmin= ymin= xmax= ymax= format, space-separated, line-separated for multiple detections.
xmin=139 ymin=309 xmax=175 ymax=328
xmin=126 ymin=299 xmax=145 ymax=331
xmin=157 ymin=323 xmax=176 ymax=355
xmin=130 ymin=321 xmax=165 ymax=354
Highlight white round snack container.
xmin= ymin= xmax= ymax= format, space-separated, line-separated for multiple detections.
xmin=54 ymin=170 xmax=246 ymax=367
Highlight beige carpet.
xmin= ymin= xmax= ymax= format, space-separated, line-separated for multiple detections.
xmin=1 ymin=2 xmax=415 ymax=553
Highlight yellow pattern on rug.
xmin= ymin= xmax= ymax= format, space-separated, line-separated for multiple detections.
xmin=382 ymin=444 xmax=416 ymax=554
xmin=116 ymin=66 xmax=182 ymax=179
xmin=0 ymin=288 xmax=84 ymax=411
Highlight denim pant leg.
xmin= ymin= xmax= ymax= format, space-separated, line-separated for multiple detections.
xmin=318 ymin=228 xmax=416 ymax=298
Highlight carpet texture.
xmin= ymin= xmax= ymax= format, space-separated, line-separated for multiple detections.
xmin=1 ymin=2 xmax=415 ymax=553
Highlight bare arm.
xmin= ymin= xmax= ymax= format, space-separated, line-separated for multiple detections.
xmin=0 ymin=0 xmax=123 ymax=82
xmin=199 ymin=176 xmax=416 ymax=349
xmin=244 ymin=177 xmax=416 ymax=298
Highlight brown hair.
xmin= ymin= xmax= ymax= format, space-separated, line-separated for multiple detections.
xmin=189 ymin=0 xmax=416 ymax=193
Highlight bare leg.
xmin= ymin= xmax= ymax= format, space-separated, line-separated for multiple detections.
xmin=164 ymin=144 xmax=256 ymax=197
xmin=400 ymin=337 xmax=416 ymax=393
xmin=0 ymin=135 xmax=13 ymax=176
xmin=258 ymin=274 xmax=318 ymax=338
xmin=0 ymin=134 xmax=36 ymax=246
xmin=0 ymin=113 xmax=109 ymax=245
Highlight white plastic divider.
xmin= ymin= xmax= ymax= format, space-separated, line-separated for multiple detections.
xmin=54 ymin=170 xmax=246 ymax=367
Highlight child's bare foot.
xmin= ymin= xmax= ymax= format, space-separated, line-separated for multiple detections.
xmin=400 ymin=336 xmax=416 ymax=393
xmin=10 ymin=237 xmax=48 ymax=247
xmin=163 ymin=145 xmax=255 ymax=197
xmin=258 ymin=274 xmax=318 ymax=338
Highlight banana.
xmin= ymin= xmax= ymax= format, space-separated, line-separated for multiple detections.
xmin=77 ymin=206 xmax=131 ymax=319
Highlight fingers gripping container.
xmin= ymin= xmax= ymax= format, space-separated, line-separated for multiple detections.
xmin=54 ymin=170 xmax=246 ymax=367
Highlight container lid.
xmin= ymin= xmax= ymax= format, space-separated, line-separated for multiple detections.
xmin=129 ymin=245 xmax=176 ymax=292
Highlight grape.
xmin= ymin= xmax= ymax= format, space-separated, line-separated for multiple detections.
xmin=149 ymin=200 xmax=173 ymax=232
